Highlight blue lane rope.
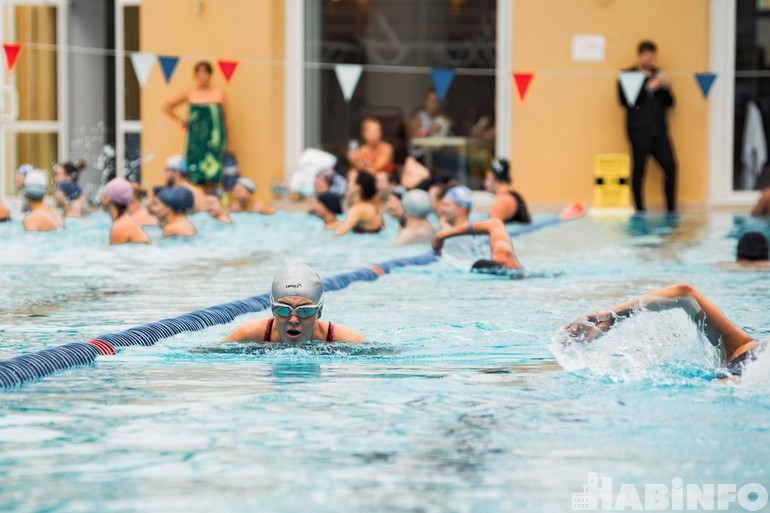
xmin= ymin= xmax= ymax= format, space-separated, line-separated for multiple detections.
xmin=0 ymin=251 xmax=437 ymax=389
xmin=0 ymin=211 xmax=576 ymax=389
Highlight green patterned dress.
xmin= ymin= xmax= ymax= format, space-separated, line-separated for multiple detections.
xmin=185 ymin=103 xmax=226 ymax=185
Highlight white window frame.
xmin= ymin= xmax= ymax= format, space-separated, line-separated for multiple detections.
xmin=115 ymin=0 xmax=141 ymax=179
xmin=709 ymin=0 xmax=758 ymax=206
xmin=0 ymin=0 xmax=68 ymax=198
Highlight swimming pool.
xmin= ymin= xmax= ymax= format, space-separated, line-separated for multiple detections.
xmin=1 ymin=209 xmax=769 ymax=513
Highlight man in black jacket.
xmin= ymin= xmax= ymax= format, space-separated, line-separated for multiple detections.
xmin=619 ymin=40 xmax=677 ymax=212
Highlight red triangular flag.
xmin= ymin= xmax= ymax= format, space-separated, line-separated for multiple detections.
xmin=513 ymin=72 xmax=534 ymax=102
xmin=217 ymin=60 xmax=238 ymax=82
xmin=3 ymin=42 xmax=22 ymax=73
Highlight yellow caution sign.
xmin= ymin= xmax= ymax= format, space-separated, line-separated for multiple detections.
xmin=593 ymin=154 xmax=630 ymax=208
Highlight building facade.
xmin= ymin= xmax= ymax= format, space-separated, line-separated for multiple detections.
xmin=0 ymin=0 xmax=764 ymax=208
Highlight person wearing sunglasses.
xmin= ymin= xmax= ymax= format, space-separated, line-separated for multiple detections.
xmin=224 ymin=262 xmax=366 ymax=343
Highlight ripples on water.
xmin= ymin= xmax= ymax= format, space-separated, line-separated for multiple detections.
xmin=1 ymin=211 xmax=769 ymax=513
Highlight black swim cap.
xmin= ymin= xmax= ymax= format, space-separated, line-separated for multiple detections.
xmin=490 ymin=158 xmax=510 ymax=182
xmin=737 ymin=232 xmax=770 ymax=261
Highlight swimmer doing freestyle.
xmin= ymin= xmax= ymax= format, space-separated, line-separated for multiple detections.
xmin=225 ymin=262 xmax=366 ymax=343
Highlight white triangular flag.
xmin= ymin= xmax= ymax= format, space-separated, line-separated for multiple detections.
xmin=334 ymin=64 xmax=363 ymax=102
xmin=618 ymin=71 xmax=646 ymax=106
xmin=130 ymin=52 xmax=156 ymax=87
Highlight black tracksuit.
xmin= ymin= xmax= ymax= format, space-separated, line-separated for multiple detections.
xmin=618 ymin=68 xmax=677 ymax=212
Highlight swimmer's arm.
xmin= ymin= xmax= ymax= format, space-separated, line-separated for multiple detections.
xmin=433 ymin=218 xmax=500 ymax=251
xmin=565 ymin=283 xmax=757 ymax=360
xmin=331 ymin=324 xmax=367 ymax=343
xmin=334 ymin=205 xmax=362 ymax=236
xmin=223 ymin=318 xmax=269 ymax=342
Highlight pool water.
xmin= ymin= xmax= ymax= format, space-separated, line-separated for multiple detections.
xmin=1 ymin=209 xmax=769 ymax=513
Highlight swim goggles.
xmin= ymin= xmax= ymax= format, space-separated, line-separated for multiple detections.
xmin=271 ymin=302 xmax=322 ymax=319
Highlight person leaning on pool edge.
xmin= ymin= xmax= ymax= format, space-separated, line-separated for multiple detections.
xmin=224 ymin=262 xmax=366 ymax=343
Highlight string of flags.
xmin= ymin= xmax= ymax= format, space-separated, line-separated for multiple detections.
xmin=3 ymin=41 xmax=719 ymax=102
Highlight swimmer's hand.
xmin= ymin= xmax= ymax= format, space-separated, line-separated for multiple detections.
xmin=562 ymin=311 xmax=616 ymax=345
xmin=432 ymin=231 xmax=447 ymax=255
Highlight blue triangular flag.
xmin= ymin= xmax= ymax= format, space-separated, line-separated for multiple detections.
xmin=158 ymin=55 xmax=179 ymax=84
xmin=695 ymin=73 xmax=717 ymax=98
xmin=431 ymin=68 xmax=455 ymax=103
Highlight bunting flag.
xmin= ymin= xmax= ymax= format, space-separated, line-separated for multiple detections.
xmin=694 ymin=72 xmax=717 ymax=99
xmin=430 ymin=68 xmax=455 ymax=102
xmin=618 ymin=71 xmax=646 ymax=106
xmin=129 ymin=52 xmax=155 ymax=87
xmin=217 ymin=60 xmax=238 ymax=82
xmin=512 ymin=72 xmax=534 ymax=102
xmin=334 ymin=63 xmax=363 ymax=102
xmin=2 ymin=42 xmax=22 ymax=73
xmin=158 ymin=55 xmax=179 ymax=84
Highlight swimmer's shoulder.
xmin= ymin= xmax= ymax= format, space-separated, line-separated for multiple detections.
xmin=224 ymin=318 xmax=270 ymax=342
xmin=330 ymin=322 xmax=366 ymax=343
xmin=713 ymin=261 xmax=770 ymax=272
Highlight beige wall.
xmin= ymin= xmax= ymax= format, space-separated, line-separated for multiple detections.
xmin=511 ymin=0 xmax=710 ymax=207
xmin=141 ymin=0 xmax=284 ymax=202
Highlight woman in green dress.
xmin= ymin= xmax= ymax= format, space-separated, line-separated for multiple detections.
xmin=163 ymin=61 xmax=229 ymax=189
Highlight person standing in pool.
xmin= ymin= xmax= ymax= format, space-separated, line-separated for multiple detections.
xmin=562 ymin=283 xmax=760 ymax=378
xmin=102 ymin=178 xmax=150 ymax=245
xmin=334 ymin=171 xmax=384 ymax=235
xmin=484 ymin=158 xmax=531 ymax=224
xmin=432 ymin=185 xmax=523 ymax=271
xmin=163 ymin=61 xmax=229 ymax=189
xmin=149 ymin=186 xmax=196 ymax=238
xmin=224 ymin=262 xmax=366 ymax=343
xmin=22 ymin=170 xmax=64 ymax=232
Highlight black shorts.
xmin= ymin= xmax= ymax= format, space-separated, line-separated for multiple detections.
xmin=723 ymin=349 xmax=759 ymax=377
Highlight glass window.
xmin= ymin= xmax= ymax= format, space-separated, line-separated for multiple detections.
xmin=735 ymin=0 xmax=770 ymax=191
xmin=4 ymin=131 xmax=58 ymax=193
xmin=304 ymin=0 xmax=496 ymax=187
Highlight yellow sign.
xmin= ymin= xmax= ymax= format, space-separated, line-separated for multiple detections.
xmin=593 ymin=154 xmax=630 ymax=208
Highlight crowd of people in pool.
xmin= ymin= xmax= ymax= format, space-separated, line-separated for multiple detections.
xmin=3 ymin=96 xmax=770 ymax=380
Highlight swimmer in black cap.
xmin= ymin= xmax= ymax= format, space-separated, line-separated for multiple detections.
xmin=484 ymin=158 xmax=531 ymax=224
xmin=714 ymin=231 xmax=770 ymax=271
xmin=224 ymin=262 xmax=366 ymax=343
xmin=433 ymin=185 xmax=523 ymax=271
xmin=561 ymin=283 xmax=761 ymax=380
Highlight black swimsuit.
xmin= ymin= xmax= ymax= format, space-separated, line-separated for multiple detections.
xmin=503 ymin=190 xmax=531 ymax=224
xmin=724 ymin=349 xmax=758 ymax=377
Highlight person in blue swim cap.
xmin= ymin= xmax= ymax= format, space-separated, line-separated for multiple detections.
xmin=561 ymin=283 xmax=761 ymax=381
xmin=433 ymin=185 xmax=523 ymax=271
xmin=150 ymin=186 xmax=197 ymax=238
xmin=224 ymin=262 xmax=366 ymax=344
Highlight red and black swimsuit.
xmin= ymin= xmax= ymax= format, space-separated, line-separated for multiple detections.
xmin=263 ymin=318 xmax=335 ymax=342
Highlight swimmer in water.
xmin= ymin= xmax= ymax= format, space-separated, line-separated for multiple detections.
xmin=432 ymin=185 xmax=523 ymax=271
xmin=102 ymin=178 xmax=150 ymax=244
xmin=224 ymin=262 xmax=366 ymax=343
xmin=714 ymin=231 xmax=770 ymax=271
xmin=562 ymin=283 xmax=760 ymax=378
xmin=22 ymin=170 xmax=65 ymax=232
xmin=150 ymin=186 xmax=197 ymax=238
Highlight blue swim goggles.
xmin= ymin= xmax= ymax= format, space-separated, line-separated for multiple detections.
xmin=271 ymin=302 xmax=322 ymax=319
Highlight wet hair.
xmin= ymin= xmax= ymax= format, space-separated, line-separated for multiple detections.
xmin=194 ymin=61 xmax=213 ymax=76
xmin=737 ymin=232 xmax=769 ymax=261
xmin=637 ymin=40 xmax=657 ymax=55
xmin=58 ymin=159 xmax=86 ymax=181
xmin=356 ymin=170 xmax=377 ymax=201
xmin=114 ymin=204 xmax=128 ymax=218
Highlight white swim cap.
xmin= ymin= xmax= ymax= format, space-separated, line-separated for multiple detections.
xmin=271 ymin=262 xmax=324 ymax=306
xmin=23 ymin=170 xmax=48 ymax=198
xmin=402 ymin=189 xmax=433 ymax=219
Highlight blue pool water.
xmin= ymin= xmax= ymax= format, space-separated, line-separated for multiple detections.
xmin=1 ymin=209 xmax=770 ymax=512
